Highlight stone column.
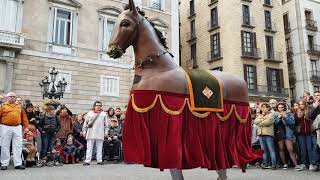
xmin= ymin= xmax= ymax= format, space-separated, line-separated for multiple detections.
xmin=5 ymin=60 xmax=15 ymax=93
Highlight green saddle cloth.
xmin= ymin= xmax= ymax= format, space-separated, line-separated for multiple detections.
xmin=183 ymin=68 xmax=223 ymax=112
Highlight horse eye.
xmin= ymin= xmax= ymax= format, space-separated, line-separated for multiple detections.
xmin=121 ymin=21 xmax=129 ymax=27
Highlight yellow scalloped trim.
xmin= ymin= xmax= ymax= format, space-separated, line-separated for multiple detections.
xmin=234 ymin=106 xmax=250 ymax=123
xmin=159 ymin=96 xmax=187 ymax=115
xmin=130 ymin=94 xmax=249 ymax=123
xmin=187 ymin=100 xmax=211 ymax=118
xmin=131 ymin=94 xmax=159 ymax=113
xmin=216 ymin=105 xmax=235 ymax=121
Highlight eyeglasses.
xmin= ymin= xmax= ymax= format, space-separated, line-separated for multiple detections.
xmin=95 ymin=104 xmax=102 ymax=107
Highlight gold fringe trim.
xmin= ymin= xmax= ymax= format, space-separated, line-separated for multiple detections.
xmin=234 ymin=106 xmax=250 ymax=123
xmin=187 ymin=100 xmax=211 ymax=118
xmin=130 ymin=94 xmax=248 ymax=123
xmin=159 ymin=96 xmax=187 ymax=115
xmin=216 ymin=105 xmax=235 ymax=121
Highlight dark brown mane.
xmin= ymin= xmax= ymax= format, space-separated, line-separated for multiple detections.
xmin=124 ymin=5 xmax=168 ymax=49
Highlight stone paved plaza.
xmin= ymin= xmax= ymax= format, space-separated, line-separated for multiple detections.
xmin=1 ymin=163 xmax=319 ymax=180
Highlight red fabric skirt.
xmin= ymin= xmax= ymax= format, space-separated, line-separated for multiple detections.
xmin=123 ymin=90 xmax=262 ymax=170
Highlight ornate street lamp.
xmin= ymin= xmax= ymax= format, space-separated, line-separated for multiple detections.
xmin=39 ymin=67 xmax=68 ymax=100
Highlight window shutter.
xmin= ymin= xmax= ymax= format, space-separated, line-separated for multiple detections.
xmin=217 ymin=33 xmax=221 ymax=55
xmin=253 ymin=65 xmax=257 ymax=90
xmin=243 ymin=64 xmax=248 ymax=83
xmin=266 ymin=67 xmax=271 ymax=91
xmin=252 ymin=32 xmax=257 ymax=48
xmin=279 ymin=69 xmax=284 ymax=92
xmin=71 ymin=11 xmax=78 ymax=46
xmin=241 ymin=31 xmax=244 ymax=50
xmin=48 ymin=7 xmax=56 ymax=43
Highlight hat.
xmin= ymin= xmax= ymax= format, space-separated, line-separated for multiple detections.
xmin=25 ymin=103 xmax=33 ymax=109
xmin=47 ymin=105 xmax=55 ymax=111
xmin=6 ymin=92 xmax=16 ymax=97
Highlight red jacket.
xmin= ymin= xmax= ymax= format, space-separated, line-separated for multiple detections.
xmin=294 ymin=114 xmax=312 ymax=135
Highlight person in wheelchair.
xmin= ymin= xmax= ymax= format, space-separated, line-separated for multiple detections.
xmin=103 ymin=119 xmax=122 ymax=161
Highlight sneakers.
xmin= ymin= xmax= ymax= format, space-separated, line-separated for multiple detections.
xmin=83 ymin=162 xmax=90 ymax=166
xmin=261 ymin=163 xmax=271 ymax=169
xmin=271 ymin=165 xmax=277 ymax=170
xmin=1 ymin=166 xmax=7 ymax=170
xmin=14 ymin=165 xmax=26 ymax=170
xmin=283 ymin=164 xmax=288 ymax=170
xmin=294 ymin=165 xmax=303 ymax=171
xmin=309 ymin=165 xmax=319 ymax=171
xmin=298 ymin=164 xmax=307 ymax=170
xmin=97 ymin=162 xmax=104 ymax=165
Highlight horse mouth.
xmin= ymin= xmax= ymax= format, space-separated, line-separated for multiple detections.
xmin=107 ymin=45 xmax=125 ymax=59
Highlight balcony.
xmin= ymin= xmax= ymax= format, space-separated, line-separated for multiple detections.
xmin=249 ymin=85 xmax=289 ymax=98
xmin=186 ymin=31 xmax=197 ymax=42
xmin=306 ymin=19 xmax=318 ymax=31
xmin=187 ymin=8 xmax=196 ymax=18
xmin=207 ymin=49 xmax=223 ymax=62
xmin=307 ymin=44 xmax=320 ymax=56
xmin=286 ymin=46 xmax=293 ymax=59
xmin=284 ymin=23 xmax=291 ymax=34
xmin=207 ymin=20 xmax=219 ymax=32
xmin=263 ymin=0 xmax=273 ymax=8
xmin=208 ymin=0 xmax=218 ymax=6
xmin=241 ymin=47 xmax=261 ymax=59
xmin=0 ymin=30 xmax=24 ymax=50
xmin=289 ymin=72 xmax=296 ymax=84
xmin=242 ymin=17 xmax=255 ymax=28
xmin=187 ymin=57 xmax=198 ymax=69
xmin=264 ymin=51 xmax=283 ymax=63
xmin=265 ymin=22 xmax=277 ymax=33
xmin=310 ymin=71 xmax=320 ymax=82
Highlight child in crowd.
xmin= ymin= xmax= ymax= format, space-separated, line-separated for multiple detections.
xmin=23 ymin=131 xmax=37 ymax=167
xmin=49 ymin=139 xmax=63 ymax=166
xmin=64 ymin=134 xmax=77 ymax=164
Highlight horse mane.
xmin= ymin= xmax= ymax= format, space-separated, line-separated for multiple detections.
xmin=124 ymin=5 xmax=168 ymax=49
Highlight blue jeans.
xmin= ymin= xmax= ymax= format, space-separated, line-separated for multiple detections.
xmin=41 ymin=133 xmax=55 ymax=158
xmin=259 ymin=136 xmax=277 ymax=166
xmin=297 ymin=135 xmax=313 ymax=165
xmin=311 ymin=135 xmax=320 ymax=165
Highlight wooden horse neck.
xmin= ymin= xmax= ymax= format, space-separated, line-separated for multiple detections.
xmin=133 ymin=20 xmax=176 ymax=72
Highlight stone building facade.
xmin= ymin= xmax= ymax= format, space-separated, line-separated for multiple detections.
xmin=283 ymin=0 xmax=320 ymax=102
xmin=0 ymin=0 xmax=179 ymax=112
xmin=179 ymin=0 xmax=289 ymax=107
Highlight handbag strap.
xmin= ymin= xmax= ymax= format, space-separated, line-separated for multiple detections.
xmin=87 ymin=111 xmax=101 ymax=127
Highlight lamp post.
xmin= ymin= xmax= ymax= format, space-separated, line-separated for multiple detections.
xmin=39 ymin=67 xmax=68 ymax=100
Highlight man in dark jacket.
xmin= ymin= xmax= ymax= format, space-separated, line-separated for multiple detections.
xmin=103 ymin=119 xmax=122 ymax=161
xmin=38 ymin=105 xmax=61 ymax=159
xmin=308 ymin=91 xmax=320 ymax=171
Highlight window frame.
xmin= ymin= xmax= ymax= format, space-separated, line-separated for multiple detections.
xmin=101 ymin=15 xmax=116 ymax=52
xmin=210 ymin=7 xmax=218 ymax=28
xmin=100 ymin=75 xmax=120 ymax=97
xmin=210 ymin=32 xmax=220 ymax=58
xmin=244 ymin=64 xmax=257 ymax=90
xmin=149 ymin=0 xmax=165 ymax=10
xmin=53 ymin=8 xmax=73 ymax=46
xmin=242 ymin=5 xmax=250 ymax=25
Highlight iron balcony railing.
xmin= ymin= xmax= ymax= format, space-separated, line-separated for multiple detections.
xmin=306 ymin=19 xmax=318 ymax=31
xmin=207 ymin=20 xmax=219 ymax=31
xmin=242 ymin=17 xmax=255 ymax=28
xmin=248 ymin=85 xmax=289 ymax=98
xmin=284 ymin=22 xmax=291 ymax=34
xmin=241 ymin=47 xmax=261 ymax=59
xmin=265 ymin=22 xmax=277 ymax=32
xmin=207 ymin=49 xmax=222 ymax=61
xmin=186 ymin=31 xmax=197 ymax=41
xmin=310 ymin=71 xmax=320 ymax=81
xmin=264 ymin=50 xmax=283 ymax=63
xmin=289 ymin=72 xmax=296 ymax=84
xmin=187 ymin=57 xmax=198 ymax=69
xmin=307 ymin=44 xmax=320 ymax=55
xmin=0 ymin=30 xmax=24 ymax=50
xmin=208 ymin=0 xmax=218 ymax=5
xmin=286 ymin=46 xmax=293 ymax=58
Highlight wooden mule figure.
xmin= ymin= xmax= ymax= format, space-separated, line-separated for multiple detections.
xmin=107 ymin=0 xmax=261 ymax=179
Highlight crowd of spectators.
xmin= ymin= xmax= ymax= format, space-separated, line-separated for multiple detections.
xmin=0 ymin=92 xmax=125 ymax=170
xmin=252 ymin=91 xmax=320 ymax=171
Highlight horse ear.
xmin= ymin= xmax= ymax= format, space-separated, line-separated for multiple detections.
xmin=128 ymin=0 xmax=138 ymax=15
